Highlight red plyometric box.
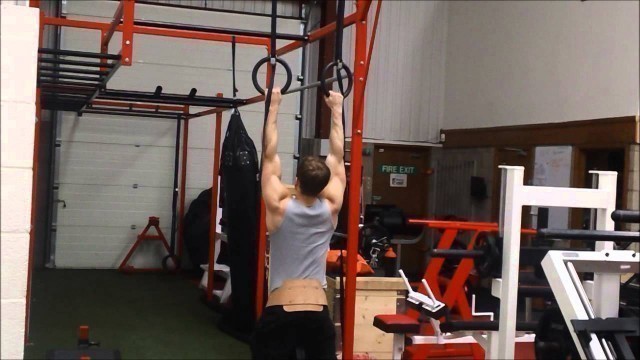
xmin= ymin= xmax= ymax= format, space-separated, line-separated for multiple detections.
xmin=118 ymin=216 xmax=171 ymax=273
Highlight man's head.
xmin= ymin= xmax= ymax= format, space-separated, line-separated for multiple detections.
xmin=295 ymin=156 xmax=331 ymax=197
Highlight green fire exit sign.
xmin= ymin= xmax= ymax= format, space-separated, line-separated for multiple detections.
xmin=379 ymin=165 xmax=417 ymax=174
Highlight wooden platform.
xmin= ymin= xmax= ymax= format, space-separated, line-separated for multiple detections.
xmin=327 ymin=276 xmax=407 ymax=359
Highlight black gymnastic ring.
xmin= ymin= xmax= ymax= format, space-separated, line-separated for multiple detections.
xmin=320 ymin=61 xmax=353 ymax=98
xmin=251 ymin=56 xmax=293 ymax=95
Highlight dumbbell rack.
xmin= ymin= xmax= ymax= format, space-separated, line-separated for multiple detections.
xmin=493 ymin=166 xmax=625 ymax=359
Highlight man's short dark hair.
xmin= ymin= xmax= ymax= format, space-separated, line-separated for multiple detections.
xmin=296 ymin=156 xmax=331 ymax=197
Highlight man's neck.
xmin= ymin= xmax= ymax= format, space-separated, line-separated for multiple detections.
xmin=295 ymin=192 xmax=318 ymax=207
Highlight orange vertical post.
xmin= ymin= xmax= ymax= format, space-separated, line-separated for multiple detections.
xmin=121 ymin=0 xmax=135 ymax=66
xmin=25 ymin=11 xmax=45 ymax=343
xmin=177 ymin=106 xmax=189 ymax=258
xmin=100 ymin=29 xmax=108 ymax=73
xmin=342 ymin=2 xmax=368 ymax=358
xmin=255 ymin=201 xmax=269 ymax=318
xmin=206 ymin=95 xmax=224 ymax=302
xmin=256 ymin=203 xmax=268 ymax=317
xmin=102 ymin=0 xmax=124 ymax=52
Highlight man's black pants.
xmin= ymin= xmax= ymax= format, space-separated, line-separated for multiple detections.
xmin=251 ymin=305 xmax=337 ymax=360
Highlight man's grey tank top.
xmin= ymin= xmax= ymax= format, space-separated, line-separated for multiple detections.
xmin=268 ymin=197 xmax=334 ymax=293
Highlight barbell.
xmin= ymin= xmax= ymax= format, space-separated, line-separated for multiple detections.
xmin=430 ymin=235 xmax=536 ymax=278
xmin=430 ymin=228 xmax=640 ymax=279
xmin=612 ymin=209 xmax=640 ymax=224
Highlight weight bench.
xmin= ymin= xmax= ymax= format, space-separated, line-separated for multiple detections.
xmin=374 ymin=314 xmax=421 ymax=360
xmin=374 ymin=270 xmax=536 ymax=359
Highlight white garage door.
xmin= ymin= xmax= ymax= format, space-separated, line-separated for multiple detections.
xmin=52 ymin=1 xmax=302 ymax=268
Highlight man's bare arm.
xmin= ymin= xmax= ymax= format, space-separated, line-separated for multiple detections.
xmin=320 ymin=91 xmax=347 ymax=215
xmin=261 ymin=88 xmax=289 ymax=228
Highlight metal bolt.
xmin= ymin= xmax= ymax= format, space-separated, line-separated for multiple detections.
xmin=359 ymin=77 xmax=364 ymax=82
xmin=362 ymin=21 xmax=366 ymax=24
xmin=125 ymin=58 xmax=130 ymax=62
xmin=359 ymin=61 xmax=365 ymax=65
xmin=605 ymin=252 xmax=609 ymax=257
xmin=357 ymin=130 xmax=362 ymax=134
xmin=125 ymin=40 xmax=131 ymax=45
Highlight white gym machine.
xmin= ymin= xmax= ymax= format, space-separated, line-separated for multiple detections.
xmin=375 ymin=166 xmax=638 ymax=359
xmin=496 ymin=166 xmax=639 ymax=359
xmin=405 ymin=269 xmax=536 ymax=349
xmin=377 ymin=270 xmax=534 ymax=360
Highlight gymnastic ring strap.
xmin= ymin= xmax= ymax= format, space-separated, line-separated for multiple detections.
xmin=252 ymin=56 xmax=293 ymax=95
xmin=320 ymin=61 xmax=353 ymax=98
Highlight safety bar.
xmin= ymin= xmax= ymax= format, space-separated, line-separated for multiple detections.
xmin=38 ymin=48 xmax=120 ymax=60
xmin=38 ymin=73 xmax=103 ymax=82
xmin=612 ymin=210 xmax=640 ymax=224
xmin=39 ymin=79 xmax=101 ymax=88
xmin=82 ymin=109 xmax=181 ymax=119
xmin=40 ymin=58 xmax=116 ymax=68
xmin=98 ymin=89 xmax=245 ymax=108
xmin=134 ymin=19 xmax=308 ymax=41
xmin=39 ymin=66 xmax=110 ymax=76
xmin=440 ymin=321 xmax=538 ymax=333
xmin=537 ymin=229 xmax=640 ymax=242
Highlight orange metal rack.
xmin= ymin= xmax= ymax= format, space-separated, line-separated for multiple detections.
xmin=26 ymin=2 xmax=377 ymax=359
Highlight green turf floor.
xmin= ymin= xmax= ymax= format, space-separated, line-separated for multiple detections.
xmin=24 ymin=269 xmax=250 ymax=359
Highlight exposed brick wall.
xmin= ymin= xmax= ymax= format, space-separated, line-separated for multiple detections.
xmin=1 ymin=4 xmax=40 ymax=359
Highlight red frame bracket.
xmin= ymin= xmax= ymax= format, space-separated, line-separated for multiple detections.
xmin=118 ymin=216 xmax=172 ymax=272
xmin=102 ymin=0 xmax=124 ymax=51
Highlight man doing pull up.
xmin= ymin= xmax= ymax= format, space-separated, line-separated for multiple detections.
xmin=251 ymin=88 xmax=346 ymax=360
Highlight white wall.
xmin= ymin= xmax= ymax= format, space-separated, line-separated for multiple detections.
xmin=1 ymin=4 xmax=40 ymax=358
xmin=444 ymin=0 xmax=639 ymax=129
xmin=627 ymin=145 xmax=639 ymax=234
xmin=52 ymin=1 xmax=302 ymax=268
xmin=341 ymin=1 xmax=447 ymax=143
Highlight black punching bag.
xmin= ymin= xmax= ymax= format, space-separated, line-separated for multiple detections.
xmin=218 ymin=110 xmax=259 ymax=339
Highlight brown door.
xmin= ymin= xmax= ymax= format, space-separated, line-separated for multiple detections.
xmin=372 ymin=145 xmax=430 ymax=218
xmin=372 ymin=145 xmax=430 ymax=275
xmin=571 ymin=148 xmax=625 ymax=231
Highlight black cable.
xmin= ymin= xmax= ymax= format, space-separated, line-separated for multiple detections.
xmin=260 ymin=0 xmax=279 ymax=174
xmin=231 ymin=36 xmax=238 ymax=101
xmin=163 ymin=115 xmax=181 ymax=270
xmin=170 ymin=116 xmax=181 ymax=257
xmin=270 ymin=0 xmax=277 ymax=56
xmin=334 ymin=0 xmax=345 ymax=63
